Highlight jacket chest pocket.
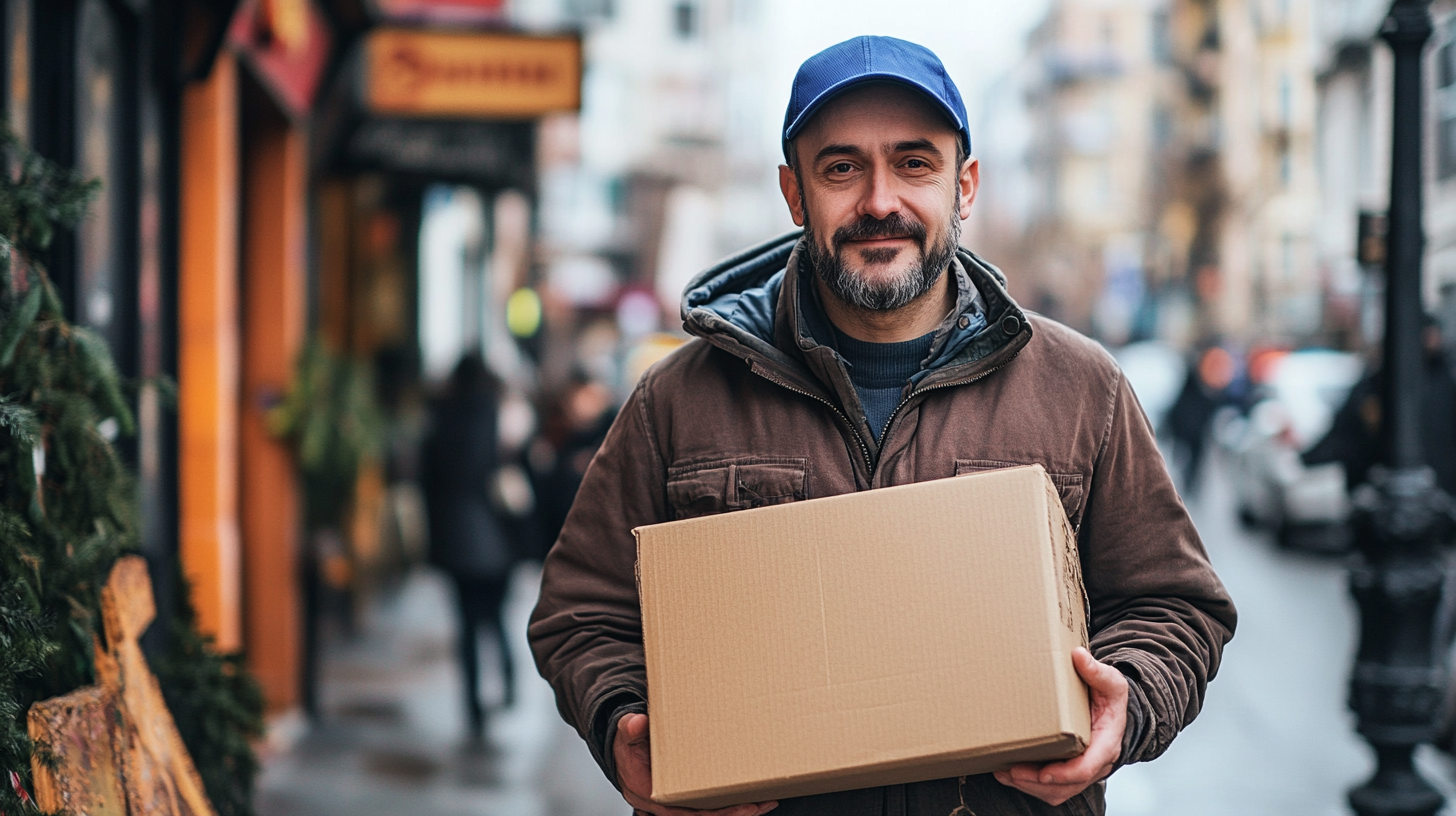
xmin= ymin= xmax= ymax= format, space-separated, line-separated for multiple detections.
xmin=666 ymin=458 xmax=809 ymax=521
xmin=955 ymin=459 xmax=1086 ymax=531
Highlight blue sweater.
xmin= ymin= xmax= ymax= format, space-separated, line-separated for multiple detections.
xmin=832 ymin=327 xmax=935 ymax=442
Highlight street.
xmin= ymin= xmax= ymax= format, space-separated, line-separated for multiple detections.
xmin=255 ymin=449 xmax=1456 ymax=816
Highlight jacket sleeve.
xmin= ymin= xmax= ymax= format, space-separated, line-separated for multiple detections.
xmin=527 ymin=373 xmax=668 ymax=788
xmin=1081 ymin=369 xmax=1238 ymax=766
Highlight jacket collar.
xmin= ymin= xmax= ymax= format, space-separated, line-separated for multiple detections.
xmin=682 ymin=232 xmax=1032 ymax=407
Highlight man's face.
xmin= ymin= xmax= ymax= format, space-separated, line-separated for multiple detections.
xmin=779 ymin=83 xmax=978 ymax=312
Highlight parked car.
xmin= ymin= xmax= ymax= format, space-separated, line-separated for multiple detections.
xmin=1224 ymin=349 xmax=1364 ymax=553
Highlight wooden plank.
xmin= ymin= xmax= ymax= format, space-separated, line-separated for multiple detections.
xmin=28 ymin=556 xmax=219 ymax=816
xmin=27 ymin=686 xmax=127 ymax=816
xmin=101 ymin=557 xmax=216 ymax=816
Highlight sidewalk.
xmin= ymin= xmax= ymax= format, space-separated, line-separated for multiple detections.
xmin=254 ymin=564 xmax=627 ymax=816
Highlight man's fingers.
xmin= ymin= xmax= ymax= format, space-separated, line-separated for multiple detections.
xmin=620 ymin=712 xmax=650 ymax=743
xmin=1030 ymin=754 xmax=1113 ymax=786
xmin=1033 ymin=729 xmax=1121 ymax=786
xmin=995 ymin=763 xmax=1109 ymax=807
xmin=1001 ymin=763 xmax=1043 ymax=783
xmin=1072 ymin=648 xmax=1128 ymax=698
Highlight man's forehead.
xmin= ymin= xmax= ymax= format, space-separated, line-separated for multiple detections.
xmin=796 ymin=82 xmax=960 ymax=150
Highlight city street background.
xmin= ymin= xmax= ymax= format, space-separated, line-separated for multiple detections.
xmin=6 ymin=0 xmax=1456 ymax=814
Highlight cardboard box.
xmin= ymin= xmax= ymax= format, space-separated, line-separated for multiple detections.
xmin=635 ymin=464 xmax=1091 ymax=808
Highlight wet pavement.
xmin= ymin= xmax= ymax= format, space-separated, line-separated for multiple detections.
xmin=254 ymin=563 xmax=627 ymax=816
xmin=255 ymin=450 xmax=1456 ymax=816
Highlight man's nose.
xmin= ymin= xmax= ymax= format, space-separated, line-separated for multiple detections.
xmin=860 ymin=162 xmax=901 ymax=221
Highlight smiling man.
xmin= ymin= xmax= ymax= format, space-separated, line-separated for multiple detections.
xmin=529 ymin=37 xmax=1236 ymax=816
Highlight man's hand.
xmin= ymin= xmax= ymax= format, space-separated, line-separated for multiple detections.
xmin=993 ymin=647 xmax=1128 ymax=806
xmin=614 ymin=713 xmax=778 ymax=816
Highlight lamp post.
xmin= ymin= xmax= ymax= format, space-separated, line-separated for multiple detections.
xmin=1347 ymin=2 xmax=1456 ymax=815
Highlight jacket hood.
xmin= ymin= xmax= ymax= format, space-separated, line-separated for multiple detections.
xmin=680 ymin=231 xmax=1028 ymax=389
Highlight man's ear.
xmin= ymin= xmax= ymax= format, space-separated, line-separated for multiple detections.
xmin=779 ymin=164 xmax=806 ymax=227
xmin=959 ymin=157 xmax=980 ymax=220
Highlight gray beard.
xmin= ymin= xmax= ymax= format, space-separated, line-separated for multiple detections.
xmin=805 ymin=211 xmax=961 ymax=313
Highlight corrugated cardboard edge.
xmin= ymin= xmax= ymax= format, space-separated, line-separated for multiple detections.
xmin=1035 ymin=467 xmax=1094 ymax=748
xmin=658 ymin=732 xmax=1087 ymax=809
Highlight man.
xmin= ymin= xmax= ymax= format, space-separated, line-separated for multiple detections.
xmin=530 ymin=36 xmax=1236 ymax=816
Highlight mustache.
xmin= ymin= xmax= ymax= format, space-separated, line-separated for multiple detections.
xmin=831 ymin=213 xmax=928 ymax=248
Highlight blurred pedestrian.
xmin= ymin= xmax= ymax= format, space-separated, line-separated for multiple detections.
xmin=421 ymin=354 xmax=516 ymax=740
xmin=536 ymin=374 xmax=617 ymax=549
xmin=1167 ymin=345 xmax=1236 ymax=494
xmin=1304 ymin=318 xmax=1456 ymax=495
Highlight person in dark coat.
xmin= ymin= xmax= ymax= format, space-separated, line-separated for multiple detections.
xmin=1167 ymin=345 xmax=1236 ymax=494
xmin=536 ymin=374 xmax=617 ymax=549
xmin=1305 ymin=320 xmax=1456 ymax=495
xmin=421 ymin=354 xmax=516 ymax=738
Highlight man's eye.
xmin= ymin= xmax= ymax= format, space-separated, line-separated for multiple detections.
xmin=829 ymin=162 xmax=854 ymax=173
xmin=905 ymin=159 xmax=927 ymax=169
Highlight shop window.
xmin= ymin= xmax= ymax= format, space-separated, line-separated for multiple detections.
xmin=75 ymin=0 xmax=131 ymax=354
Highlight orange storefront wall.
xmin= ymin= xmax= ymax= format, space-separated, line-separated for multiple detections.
xmin=179 ymin=47 xmax=307 ymax=712
xmin=240 ymin=82 xmax=306 ymax=712
xmin=179 ymin=50 xmax=243 ymax=653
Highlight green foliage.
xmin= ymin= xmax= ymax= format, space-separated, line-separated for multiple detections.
xmin=0 ymin=577 xmax=56 ymax=807
xmin=0 ymin=127 xmax=100 ymax=262
xmin=269 ymin=338 xmax=388 ymax=531
xmin=0 ymin=130 xmax=123 ymax=813
xmin=0 ymin=123 xmax=260 ymax=815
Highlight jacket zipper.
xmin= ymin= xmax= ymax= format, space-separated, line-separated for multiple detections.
xmin=752 ymin=367 xmax=875 ymax=477
xmin=869 ymin=348 xmax=1023 ymax=484
xmin=751 ymin=344 xmax=1021 ymax=485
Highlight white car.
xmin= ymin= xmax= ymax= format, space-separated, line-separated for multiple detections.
xmin=1224 ymin=350 xmax=1364 ymax=552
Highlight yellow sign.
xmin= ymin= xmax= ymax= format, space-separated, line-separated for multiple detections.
xmin=366 ymin=29 xmax=581 ymax=118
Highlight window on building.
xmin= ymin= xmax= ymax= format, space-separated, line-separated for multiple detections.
xmin=1278 ymin=73 xmax=1292 ymax=127
xmin=1152 ymin=106 xmax=1173 ymax=148
xmin=674 ymin=1 xmax=698 ymax=37
xmin=565 ymin=0 xmax=615 ymax=21
xmin=1437 ymin=18 xmax=1456 ymax=178
xmin=1151 ymin=9 xmax=1172 ymax=65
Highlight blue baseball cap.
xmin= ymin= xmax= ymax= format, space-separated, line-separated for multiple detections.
xmin=782 ymin=36 xmax=971 ymax=162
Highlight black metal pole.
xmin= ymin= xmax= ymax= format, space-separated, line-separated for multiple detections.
xmin=1347 ymin=3 xmax=1456 ymax=815
xmin=1381 ymin=0 xmax=1430 ymax=472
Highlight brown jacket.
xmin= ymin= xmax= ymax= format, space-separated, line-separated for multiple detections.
xmin=529 ymin=234 xmax=1236 ymax=816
